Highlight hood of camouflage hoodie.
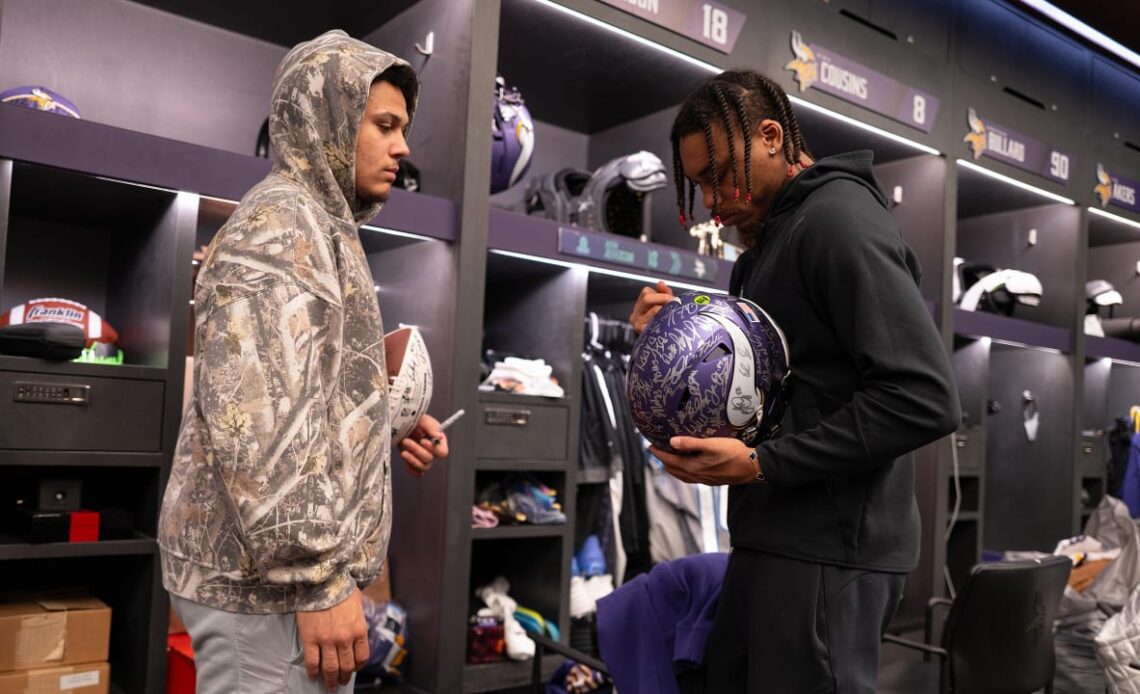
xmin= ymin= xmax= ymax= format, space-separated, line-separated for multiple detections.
xmin=269 ymin=29 xmax=418 ymax=226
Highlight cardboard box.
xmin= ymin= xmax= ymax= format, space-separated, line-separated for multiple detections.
xmin=0 ymin=591 xmax=111 ymax=672
xmin=0 ymin=661 xmax=109 ymax=694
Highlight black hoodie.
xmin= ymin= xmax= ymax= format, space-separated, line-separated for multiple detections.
xmin=730 ymin=151 xmax=960 ymax=572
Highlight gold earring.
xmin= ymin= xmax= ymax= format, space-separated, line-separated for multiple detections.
xmin=768 ymin=147 xmax=777 ymax=155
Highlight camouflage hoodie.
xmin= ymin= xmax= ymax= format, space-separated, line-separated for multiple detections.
xmin=159 ymin=30 xmax=418 ymax=614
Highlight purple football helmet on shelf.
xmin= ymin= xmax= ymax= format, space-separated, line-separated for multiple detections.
xmin=0 ymin=85 xmax=80 ymax=118
xmin=628 ymin=292 xmax=790 ymax=452
xmin=490 ymin=76 xmax=535 ymax=194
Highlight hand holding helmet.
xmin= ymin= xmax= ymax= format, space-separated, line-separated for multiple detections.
xmin=652 ymin=435 xmax=760 ymax=486
xmin=629 ymin=280 xmax=675 ymax=334
xmin=627 ymin=292 xmax=790 ymax=485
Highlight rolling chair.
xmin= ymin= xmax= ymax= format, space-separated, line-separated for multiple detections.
xmin=878 ymin=556 xmax=1072 ymax=694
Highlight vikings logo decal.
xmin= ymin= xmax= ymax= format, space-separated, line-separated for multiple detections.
xmin=1095 ymin=163 xmax=1113 ymax=208
xmin=963 ymin=107 xmax=987 ymax=160
xmin=26 ymin=88 xmax=57 ymax=111
xmin=785 ymin=31 xmax=818 ymax=92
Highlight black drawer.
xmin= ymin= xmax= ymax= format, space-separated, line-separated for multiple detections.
xmin=1078 ymin=434 xmax=1108 ymax=477
xmin=951 ymin=426 xmax=984 ymax=474
xmin=475 ymin=396 xmax=569 ymax=461
xmin=0 ymin=371 xmax=164 ymax=451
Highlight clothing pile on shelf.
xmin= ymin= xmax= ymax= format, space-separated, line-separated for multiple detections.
xmin=474 ymin=474 xmax=565 ymax=526
xmin=479 ymin=351 xmax=565 ymax=397
xmin=471 ymin=504 xmax=499 ymax=529
xmin=467 ymin=577 xmax=558 ymax=665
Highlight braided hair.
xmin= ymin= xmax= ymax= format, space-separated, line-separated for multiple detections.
xmin=670 ymin=70 xmax=811 ymax=239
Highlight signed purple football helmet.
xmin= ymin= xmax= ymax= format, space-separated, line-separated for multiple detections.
xmin=628 ymin=292 xmax=790 ymax=452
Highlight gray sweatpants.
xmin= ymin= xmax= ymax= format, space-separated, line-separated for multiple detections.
xmin=171 ymin=595 xmax=357 ymax=694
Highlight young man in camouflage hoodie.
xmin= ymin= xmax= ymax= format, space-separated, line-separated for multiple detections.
xmin=159 ymin=30 xmax=448 ymax=693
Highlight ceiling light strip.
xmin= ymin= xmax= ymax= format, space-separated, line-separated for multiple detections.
xmin=955 ymin=159 xmax=1076 ymax=205
xmin=528 ymin=0 xmax=721 ymax=74
xmin=360 ymin=224 xmax=437 ymax=242
xmin=490 ymin=248 xmax=728 ymax=293
xmin=1016 ymin=0 xmax=1140 ymax=71
xmin=1089 ymin=206 xmax=1140 ymax=231
xmin=987 ymin=336 xmax=1063 ymax=354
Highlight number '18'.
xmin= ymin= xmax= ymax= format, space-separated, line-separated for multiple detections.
xmin=702 ymin=5 xmax=728 ymax=45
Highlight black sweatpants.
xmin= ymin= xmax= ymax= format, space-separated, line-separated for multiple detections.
xmin=701 ymin=548 xmax=905 ymax=694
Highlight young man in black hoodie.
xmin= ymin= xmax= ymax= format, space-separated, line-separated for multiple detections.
xmin=630 ymin=70 xmax=960 ymax=692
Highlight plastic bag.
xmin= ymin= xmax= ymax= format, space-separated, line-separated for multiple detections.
xmin=1096 ymin=583 xmax=1140 ymax=694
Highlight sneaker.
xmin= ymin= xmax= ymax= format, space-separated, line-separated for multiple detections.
xmin=574 ymin=535 xmax=606 ymax=577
